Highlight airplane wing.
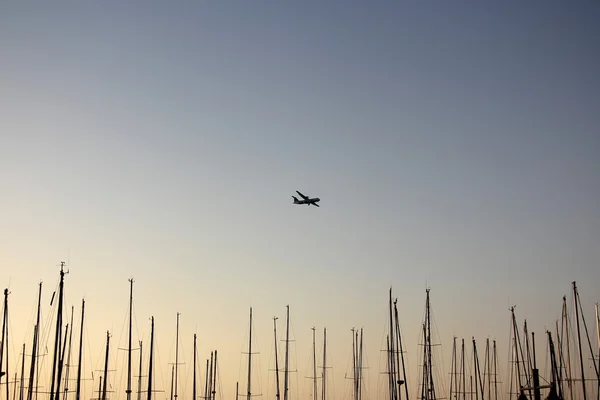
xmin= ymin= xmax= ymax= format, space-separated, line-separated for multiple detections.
xmin=296 ymin=191 xmax=308 ymax=200
xmin=313 ymin=203 xmax=320 ymax=207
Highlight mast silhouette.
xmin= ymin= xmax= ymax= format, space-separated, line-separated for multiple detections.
xmin=137 ymin=341 xmax=142 ymax=400
xmin=0 ymin=287 xmax=9 ymax=400
xmin=283 ymin=306 xmax=290 ymax=400
xmin=311 ymin=327 xmax=317 ymax=400
xmin=322 ymin=328 xmax=328 ymax=400
xmin=50 ymin=263 xmax=67 ymax=400
xmin=273 ymin=317 xmax=281 ymax=400
xmin=27 ymin=282 xmax=42 ymax=400
xmin=193 ymin=335 xmax=197 ymax=400
xmin=102 ymin=331 xmax=110 ymax=400
xmin=127 ymin=279 xmax=134 ymax=400
xmin=573 ymin=282 xmax=587 ymax=400
xmin=247 ymin=308 xmax=252 ymax=400
xmin=62 ymin=307 xmax=75 ymax=400
xmin=75 ymin=299 xmax=85 ymax=400
xmin=19 ymin=344 xmax=25 ymax=400
xmin=147 ymin=317 xmax=154 ymax=400
xmin=175 ymin=313 xmax=180 ymax=400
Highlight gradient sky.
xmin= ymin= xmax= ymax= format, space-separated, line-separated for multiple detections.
xmin=1 ymin=2 xmax=599 ymax=400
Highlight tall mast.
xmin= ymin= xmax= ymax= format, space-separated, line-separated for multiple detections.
xmin=193 ymin=335 xmax=197 ymax=400
xmin=394 ymin=300 xmax=409 ymax=400
xmin=424 ymin=289 xmax=436 ymax=400
xmin=561 ymin=296 xmax=574 ymax=400
xmin=273 ymin=317 xmax=281 ymax=400
xmin=170 ymin=365 xmax=174 ymax=400
xmin=137 ymin=341 xmax=143 ymax=400
xmin=75 ymin=299 xmax=85 ymax=400
xmin=212 ymin=350 xmax=218 ymax=400
xmin=358 ymin=328 xmax=363 ymax=400
xmin=472 ymin=338 xmax=479 ymax=400
xmin=127 ymin=279 xmax=134 ymax=400
xmin=204 ymin=359 xmax=209 ymax=400
xmin=389 ymin=288 xmax=397 ymax=400
xmin=573 ymin=281 xmax=587 ymax=400
xmin=485 ymin=339 xmax=490 ymax=400
xmin=0 ymin=287 xmax=9 ymax=400
xmin=352 ymin=328 xmax=357 ymax=400
xmin=208 ymin=353 xmax=213 ymax=400
xmin=492 ymin=340 xmax=497 ymax=400
xmin=461 ymin=339 xmax=465 ymax=400
xmin=102 ymin=331 xmax=110 ymax=400
xmin=19 ymin=344 xmax=25 ymax=400
xmin=284 ymin=306 xmax=290 ymax=400
xmin=322 ymin=328 xmax=326 ymax=400
xmin=147 ymin=317 xmax=154 ymax=400
xmin=27 ymin=282 xmax=42 ymax=400
xmin=174 ymin=313 xmax=180 ymax=400
xmin=450 ymin=337 xmax=456 ymax=400
xmin=63 ymin=307 xmax=75 ymax=400
xmin=50 ymin=263 xmax=67 ymax=400
xmin=54 ymin=323 xmax=69 ymax=400
xmin=312 ymin=327 xmax=317 ymax=400
xmin=246 ymin=308 xmax=252 ymax=400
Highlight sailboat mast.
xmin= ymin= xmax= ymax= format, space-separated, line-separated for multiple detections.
xmin=137 ymin=341 xmax=142 ymax=400
xmin=274 ymin=317 xmax=281 ymax=400
xmin=352 ymin=328 xmax=357 ymax=400
xmin=127 ymin=279 xmax=134 ymax=400
xmin=492 ymin=340 xmax=497 ymax=400
xmin=359 ymin=328 xmax=363 ymax=400
xmin=485 ymin=339 xmax=490 ymax=400
xmin=208 ymin=353 xmax=213 ymax=400
xmin=472 ymin=338 xmax=479 ymax=400
xmin=312 ymin=327 xmax=317 ymax=400
xmin=573 ymin=281 xmax=587 ymax=400
xmin=247 ymin=308 xmax=253 ymax=400
xmin=50 ymin=264 xmax=67 ymax=400
xmin=175 ymin=312 xmax=180 ymax=400
xmin=193 ymin=335 xmax=197 ymax=400
xmin=426 ymin=289 xmax=436 ymax=400
xmin=147 ymin=317 xmax=154 ymax=400
xmin=102 ymin=331 xmax=110 ymax=400
xmin=562 ymin=297 xmax=573 ymax=400
xmin=394 ymin=300 xmax=409 ymax=400
xmin=1 ymin=287 xmax=9 ymax=400
xmin=63 ymin=307 xmax=75 ymax=400
xmin=322 ymin=328 xmax=326 ymax=400
xmin=204 ymin=360 xmax=209 ymax=400
xmin=461 ymin=339 xmax=466 ymax=400
xmin=450 ymin=337 xmax=456 ymax=400
xmin=284 ymin=306 xmax=290 ymax=400
xmin=75 ymin=299 xmax=85 ymax=400
xmin=19 ymin=344 xmax=25 ymax=400
xmin=389 ymin=288 xmax=397 ymax=400
xmin=27 ymin=282 xmax=42 ymax=400
xmin=212 ymin=350 xmax=218 ymax=400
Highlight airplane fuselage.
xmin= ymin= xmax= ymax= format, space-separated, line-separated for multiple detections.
xmin=292 ymin=191 xmax=320 ymax=207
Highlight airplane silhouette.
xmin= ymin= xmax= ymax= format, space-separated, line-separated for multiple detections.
xmin=292 ymin=191 xmax=320 ymax=207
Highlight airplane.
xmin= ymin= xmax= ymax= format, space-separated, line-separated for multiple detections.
xmin=292 ymin=191 xmax=320 ymax=207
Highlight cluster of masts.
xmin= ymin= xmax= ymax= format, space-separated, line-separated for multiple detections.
xmin=0 ymin=265 xmax=598 ymax=400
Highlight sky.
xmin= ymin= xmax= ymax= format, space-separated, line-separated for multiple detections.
xmin=1 ymin=1 xmax=599 ymax=400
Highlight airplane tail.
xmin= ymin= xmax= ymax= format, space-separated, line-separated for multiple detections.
xmin=292 ymin=196 xmax=299 ymax=203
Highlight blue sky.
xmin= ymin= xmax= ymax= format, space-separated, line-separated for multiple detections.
xmin=1 ymin=2 xmax=599 ymax=399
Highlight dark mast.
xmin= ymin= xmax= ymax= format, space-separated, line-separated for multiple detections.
xmin=127 ymin=279 xmax=134 ymax=400
xmin=0 ymin=287 xmax=10 ymax=400
xmin=50 ymin=263 xmax=67 ymax=400
xmin=273 ymin=317 xmax=281 ymax=400
xmin=27 ymin=282 xmax=42 ymax=400
xmin=75 ymin=299 xmax=85 ymax=400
